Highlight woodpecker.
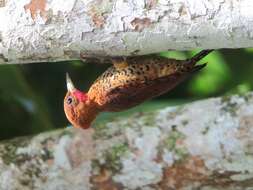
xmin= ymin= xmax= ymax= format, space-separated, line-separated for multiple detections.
xmin=64 ymin=50 xmax=213 ymax=129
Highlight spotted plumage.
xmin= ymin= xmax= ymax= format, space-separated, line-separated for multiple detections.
xmin=64 ymin=50 xmax=213 ymax=129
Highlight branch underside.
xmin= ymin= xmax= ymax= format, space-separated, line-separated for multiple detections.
xmin=0 ymin=0 xmax=253 ymax=63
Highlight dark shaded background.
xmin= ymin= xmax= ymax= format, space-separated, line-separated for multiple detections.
xmin=0 ymin=49 xmax=252 ymax=140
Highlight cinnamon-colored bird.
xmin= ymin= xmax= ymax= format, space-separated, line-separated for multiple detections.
xmin=64 ymin=50 xmax=213 ymax=129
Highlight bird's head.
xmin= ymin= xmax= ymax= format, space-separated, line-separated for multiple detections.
xmin=64 ymin=73 xmax=99 ymax=129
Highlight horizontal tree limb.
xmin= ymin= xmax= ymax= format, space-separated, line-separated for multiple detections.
xmin=1 ymin=92 xmax=253 ymax=189
xmin=0 ymin=0 xmax=253 ymax=64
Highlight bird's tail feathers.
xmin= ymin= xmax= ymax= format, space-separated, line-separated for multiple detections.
xmin=190 ymin=63 xmax=207 ymax=73
xmin=186 ymin=49 xmax=214 ymax=65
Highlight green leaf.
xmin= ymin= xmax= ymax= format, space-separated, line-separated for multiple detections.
xmin=226 ymin=82 xmax=251 ymax=95
xmin=244 ymin=48 xmax=253 ymax=53
xmin=160 ymin=51 xmax=187 ymax=60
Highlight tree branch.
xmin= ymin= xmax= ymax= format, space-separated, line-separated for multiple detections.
xmin=1 ymin=92 xmax=253 ymax=189
xmin=0 ymin=0 xmax=253 ymax=63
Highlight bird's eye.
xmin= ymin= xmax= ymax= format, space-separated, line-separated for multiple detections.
xmin=67 ymin=96 xmax=73 ymax=105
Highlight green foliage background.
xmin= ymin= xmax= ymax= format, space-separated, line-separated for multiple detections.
xmin=0 ymin=49 xmax=252 ymax=140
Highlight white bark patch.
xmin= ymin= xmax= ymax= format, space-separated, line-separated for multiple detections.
xmin=53 ymin=135 xmax=72 ymax=170
xmin=114 ymin=127 xmax=163 ymax=189
xmin=0 ymin=169 xmax=17 ymax=190
xmin=46 ymin=0 xmax=76 ymax=14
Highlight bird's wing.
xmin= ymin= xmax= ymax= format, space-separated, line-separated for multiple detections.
xmin=99 ymin=72 xmax=184 ymax=111
xmin=102 ymin=64 xmax=206 ymax=111
xmin=90 ymin=61 xmax=206 ymax=111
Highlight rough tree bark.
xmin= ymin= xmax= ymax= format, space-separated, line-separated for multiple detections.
xmin=0 ymin=0 xmax=253 ymax=64
xmin=1 ymin=92 xmax=253 ymax=189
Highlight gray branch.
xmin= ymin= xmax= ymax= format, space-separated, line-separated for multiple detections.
xmin=1 ymin=92 xmax=253 ymax=189
xmin=0 ymin=0 xmax=253 ymax=63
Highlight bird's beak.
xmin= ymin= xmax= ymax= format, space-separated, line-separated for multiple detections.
xmin=66 ymin=73 xmax=76 ymax=92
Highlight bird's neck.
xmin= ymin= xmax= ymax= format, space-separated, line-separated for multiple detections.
xmin=79 ymin=98 xmax=102 ymax=127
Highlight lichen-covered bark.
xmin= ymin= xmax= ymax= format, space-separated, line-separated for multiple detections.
xmin=1 ymin=92 xmax=253 ymax=189
xmin=0 ymin=0 xmax=253 ymax=64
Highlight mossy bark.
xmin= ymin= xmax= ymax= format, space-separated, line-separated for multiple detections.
xmin=1 ymin=93 xmax=253 ymax=190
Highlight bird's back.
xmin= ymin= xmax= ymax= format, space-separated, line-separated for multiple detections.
xmin=88 ymin=52 xmax=209 ymax=111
